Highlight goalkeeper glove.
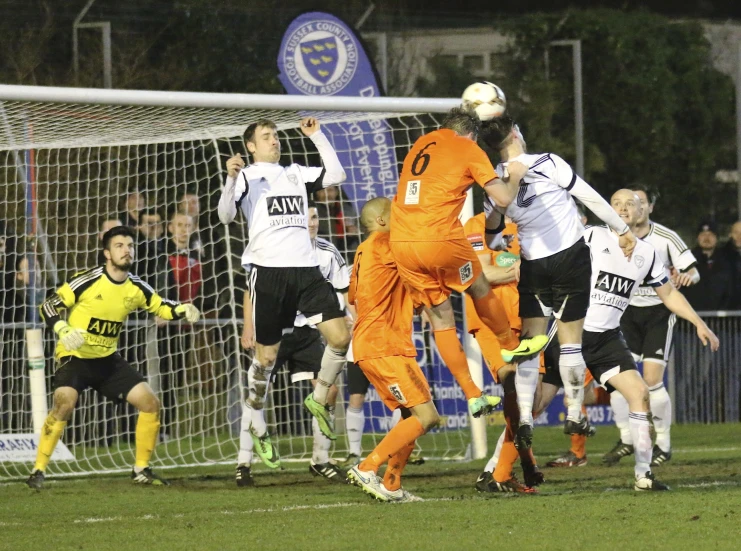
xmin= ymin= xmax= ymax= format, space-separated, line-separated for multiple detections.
xmin=53 ymin=321 xmax=85 ymax=351
xmin=174 ymin=303 xmax=200 ymax=323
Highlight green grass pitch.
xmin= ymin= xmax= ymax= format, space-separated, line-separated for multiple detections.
xmin=2 ymin=423 xmax=740 ymax=551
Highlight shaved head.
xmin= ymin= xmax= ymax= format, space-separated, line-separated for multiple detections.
xmin=610 ymin=189 xmax=643 ymax=228
xmin=360 ymin=197 xmax=392 ymax=233
xmin=611 ymin=188 xmax=640 ymax=203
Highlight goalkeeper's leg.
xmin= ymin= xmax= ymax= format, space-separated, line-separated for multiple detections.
xmin=27 ymin=387 xmax=77 ymax=489
xmin=127 ymin=382 xmax=169 ymax=486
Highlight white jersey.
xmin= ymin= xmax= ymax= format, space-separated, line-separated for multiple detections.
xmin=294 ymin=237 xmax=350 ymax=328
xmin=497 ymin=153 xmax=584 ymax=260
xmin=584 ymin=226 xmax=668 ymax=332
xmin=630 ymin=222 xmax=697 ymax=308
xmin=231 ymin=162 xmax=324 ymax=269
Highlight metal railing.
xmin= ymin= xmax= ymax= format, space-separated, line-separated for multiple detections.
xmin=670 ymin=311 xmax=741 ymax=424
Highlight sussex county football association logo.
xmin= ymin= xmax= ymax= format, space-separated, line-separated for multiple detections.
xmin=281 ymin=19 xmax=359 ymax=95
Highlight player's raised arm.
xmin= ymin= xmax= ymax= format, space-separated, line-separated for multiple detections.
xmin=551 ymin=154 xmax=636 ymax=258
xmin=300 ymin=117 xmax=346 ymax=188
xmin=218 ymin=154 xmax=246 ymax=224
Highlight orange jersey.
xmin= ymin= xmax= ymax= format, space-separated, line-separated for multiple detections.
xmin=390 ymin=129 xmax=498 ymax=242
xmin=464 ymin=214 xmax=521 ymax=334
xmin=349 ymin=231 xmax=417 ymax=361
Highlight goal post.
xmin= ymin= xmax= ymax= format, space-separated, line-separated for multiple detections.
xmin=0 ymin=84 xmax=491 ymax=479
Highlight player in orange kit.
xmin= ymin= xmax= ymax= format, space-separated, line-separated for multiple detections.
xmin=346 ymin=197 xmax=436 ymax=502
xmin=463 ymin=214 xmax=541 ymax=493
xmin=389 ymin=107 xmax=548 ymax=419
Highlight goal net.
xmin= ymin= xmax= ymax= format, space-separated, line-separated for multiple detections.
xmin=0 ymin=86 xmax=488 ymax=479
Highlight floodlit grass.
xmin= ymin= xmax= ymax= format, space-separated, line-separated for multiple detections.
xmin=2 ymin=424 xmax=740 ymax=551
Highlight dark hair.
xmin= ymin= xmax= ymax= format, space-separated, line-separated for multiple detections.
xmin=441 ymin=106 xmax=481 ymax=138
xmin=307 ymin=199 xmax=317 ymax=210
xmin=102 ymin=226 xmax=136 ymax=250
xmin=140 ymin=208 xmax=162 ymax=219
xmin=629 ymin=183 xmax=659 ymax=205
xmin=243 ymin=119 xmax=278 ymax=144
xmin=479 ymin=115 xmax=516 ymax=151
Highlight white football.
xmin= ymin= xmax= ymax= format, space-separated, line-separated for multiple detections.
xmin=461 ymin=81 xmax=506 ymax=121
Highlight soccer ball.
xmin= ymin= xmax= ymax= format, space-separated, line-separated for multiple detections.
xmin=461 ymin=81 xmax=506 ymax=121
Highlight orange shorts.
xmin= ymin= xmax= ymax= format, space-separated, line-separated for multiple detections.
xmin=492 ymin=285 xmax=521 ymax=333
xmin=475 ymin=329 xmax=546 ymax=383
xmin=357 ymin=356 xmax=432 ymax=411
xmin=391 ymin=238 xmax=482 ymax=307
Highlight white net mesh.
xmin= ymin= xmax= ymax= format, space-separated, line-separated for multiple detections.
xmin=0 ymin=94 xmax=472 ymax=479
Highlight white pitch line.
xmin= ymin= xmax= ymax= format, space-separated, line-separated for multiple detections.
xmin=673 ymin=447 xmax=741 ymax=454
xmin=68 ymin=498 xmax=445 ymax=525
xmin=678 ymin=481 xmax=741 ymax=489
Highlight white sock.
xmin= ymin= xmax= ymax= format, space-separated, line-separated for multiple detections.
xmin=559 ymin=344 xmax=587 ymax=422
xmin=629 ymin=411 xmax=652 ymax=479
xmin=249 ymin=404 xmax=267 ymax=438
xmin=611 ymin=391 xmax=632 ymax=445
xmin=649 ymin=383 xmax=672 ymax=452
xmin=246 ymin=358 xmax=271 ymax=438
xmin=391 ymin=407 xmax=402 ymax=427
xmin=312 ymin=413 xmax=333 ymax=465
xmin=345 ymin=405 xmax=364 ymax=456
xmin=237 ymin=404 xmax=254 ymax=466
xmin=515 ymin=357 xmax=539 ymax=426
xmin=314 ymin=346 xmax=346 ymax=404
xmin=484 ymin=428 xmax=506 ymax=473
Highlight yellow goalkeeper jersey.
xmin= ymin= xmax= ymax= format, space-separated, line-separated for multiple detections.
xmin=40 ymin=266 xmax=181 ymax=361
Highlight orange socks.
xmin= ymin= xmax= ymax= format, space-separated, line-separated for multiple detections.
xmin=383 ymin=442 xmax=415 ymax=491
xmin=471 ymin=292 xmax=518 ymax=350
xmin=360 ymin=416 xmax=425 ymax=473
xmin=433 ymin=328 xmax=481 ymax=400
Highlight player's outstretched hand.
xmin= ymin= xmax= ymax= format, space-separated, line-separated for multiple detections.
xmin=697 ymin=324 xmax=720 ymax=352
xmin=226 ymin=153 xmax=245 ymax=178
xmin=175 ymin=303 xmax=201 ymax=323
xmin=618 ymin=230 xmax=636 ymax=260
xmin=241 ymin=322 xmax=255 ymax=350
xmin=300 ymin=117 xmax=320 ymax=137
xmin=55 ymin=321 xmax=85 ymax=351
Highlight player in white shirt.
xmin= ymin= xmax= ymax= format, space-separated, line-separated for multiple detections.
xmin=479 ymin=116 xmax=637 ymax=451
xmin=218 ymin=118 xmax=351 ymax=465
xmin=536 ymin=189 xmax=718 ymax=490
xmin=235 ymin=203 xmax=352 ymax=486
xmin=606 ymin=185 xmax=700 ymax=467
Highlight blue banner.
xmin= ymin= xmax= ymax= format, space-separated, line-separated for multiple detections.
xmin=278 ymin=12 xmax=399 ymax=205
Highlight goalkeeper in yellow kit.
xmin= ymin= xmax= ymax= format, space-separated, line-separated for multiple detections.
xmin=26 ymin=226 xmax=200 ymax=489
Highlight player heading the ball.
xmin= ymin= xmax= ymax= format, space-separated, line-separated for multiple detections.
xmin=390 ymin=106 xmax=548 ymax=419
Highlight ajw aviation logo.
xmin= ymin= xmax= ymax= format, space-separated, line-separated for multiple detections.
xmin=281 ymin=19 xmax=358 ymax=95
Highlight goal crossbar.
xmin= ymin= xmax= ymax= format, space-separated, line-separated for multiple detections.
xmin=0 ymin=84 xmax=459 ymax=114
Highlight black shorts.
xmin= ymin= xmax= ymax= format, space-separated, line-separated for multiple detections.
xmin=273 ymin=325 xmax=324 ymax=383
xmin=541 ymin=328 xmax=637 ymax=393
xmin=53 ymin=353 xmax=145 ymax=402
xmin=346 ymin=361 xmax=370 ymax=396
xmin=518 ymin=238 xmax=591 ymax=323
xmin=621 ymin=304 xmax=675 ymax=366
xmin=248 ymin=265 xmax=343 ymax=346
